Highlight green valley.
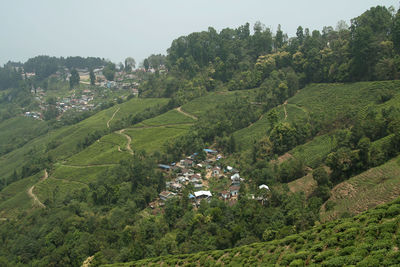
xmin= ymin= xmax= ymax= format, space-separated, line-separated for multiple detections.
xmin=1 ymin=3 xmax=400 ymax=266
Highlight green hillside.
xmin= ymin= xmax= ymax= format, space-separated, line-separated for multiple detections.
xmin=138 ymin=109 xmax=195 ymax=126
xmin=104 ymin=198 xmax=400 ymax=266
xmin=0 ymin=116 xmax=48 ymax=155
xmin=321 ymin=155 xmax=400 ymax=222
xmin=0 ymin=97 xmax=167 ymax=180
xmin=125 ymin=124 xmax=191 ymax=153
xmin=1 ymin=5 xmax=400 ymax=265
xmin=234 ymin=103 xmax=308 ymax=151
xmin=234 ymin=80 xmax=400 ymax=156
xmin=181 ymin=90 xmax=257 ymax=119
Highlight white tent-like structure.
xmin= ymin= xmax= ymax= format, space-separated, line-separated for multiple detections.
xmin=259 ymin=184 xmax=270 ymax=190
xmin=194 ymin=190 xmax=212 ymax=198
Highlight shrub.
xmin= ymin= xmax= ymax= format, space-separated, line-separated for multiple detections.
xmin=345 ymin=254 xmax=363 ymax=265
xmin=310 ymin=243 xmax=323 ymax=252
xmin=382 ymin=250 xmax=400 ymax=266
xmin=321 ymin=256 xmax=347 ymax=267
xmin=281 ymin=253 xmax=297 ymax=266
xmin=324 ymin=237 xmax=338 ymax=248
xmin=295 ymin=250 xmax=308 ymax=260
xmin=385 ymin=204 xmax=400 ymax=218
xmin=338 ymin=246 xmax=355 ymax=256
xmin=356 ymin=256 xmax=381 ymax=267
xmin=289 ymin=259 xmax=305 ymax=266
xmin=372 ymin=239 xmax=392 ymax=250
xmin=313 ymin=250 xmax=335 ymax=263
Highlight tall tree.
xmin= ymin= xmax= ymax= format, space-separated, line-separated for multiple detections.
xmin=103 ymin=63 xmax=116 ymax=81
xmin=393 ymin=8 xmax=400 ymax=53
xmin=296 ymin=26 xmax=304 ymax=44
xmin=69 ymin=69 xmax=80 ymax=88
xmin=89 ymin=69 xmax=95 ymax=85
xmin=143 ymin=59 xmax=150 ymax=71
xmin=275 ymin=24 xmax=284 ymax=49
xmin=125 ymin=57 xmax=136 ymax=72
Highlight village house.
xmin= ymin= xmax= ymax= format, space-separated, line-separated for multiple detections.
xmin=159 ymin=191 xmax=176 ymax=201
xmin=194 ymin=190 xmax=212 ymax=203
xmin=170 ymin=182 xmax=183 ymax=192
xmin=158 ymin=164 xmax=171 ymax=171
xmin=220 ymin=190 xmax=230 ymax=200
xmin=212 ymin=166 xmax=221 ymax=177
xmin=203 ymin=148 xmax=217 ymax=154
xmin=181 ymin=159 xmax=194 ymax=168
xmin=229 ymin=185 xmax=240 ymax=196
xmin=181 ymin=168 xmax=193 ymax=177
xmin=191 ymin=173 xmax=201 ymax=180
xmin=177 ymin=176 xmax=188 ymax=184
xmin=194 ymin=183 xmax=203 ymax=190
xmin=189 ymin=176 xmax=201 ymax=184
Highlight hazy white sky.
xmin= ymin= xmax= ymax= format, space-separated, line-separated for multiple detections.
xmin=0 ymin=0 xmax=398 ymax=65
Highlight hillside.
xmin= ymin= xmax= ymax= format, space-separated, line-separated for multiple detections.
xmin=105 ymin=197 xmax=400 ymax=266
xmin=320 ymin=155 xmax=400 ymax=221
xmin=0 ymin=80 xmax=399 ymax=266
xmin=1 ymin=5 xmax=400 ymax=266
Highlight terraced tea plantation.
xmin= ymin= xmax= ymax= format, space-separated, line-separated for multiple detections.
xmin=105 ymin=198 xmax=400 ymax=266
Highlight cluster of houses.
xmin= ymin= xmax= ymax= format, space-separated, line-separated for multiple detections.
xmin=24 ymin=111 xmax=41 ymax=120
xmin=28 ymin=87 xmax=98 ymax=118
xmin=154 ymin=149 xmax=252 ymax=208
xmin=56 ymin=92 xmax=95 ymax=113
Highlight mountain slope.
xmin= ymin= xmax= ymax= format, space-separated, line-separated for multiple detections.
xmin=104 ymin=197 xmax=400 ymax=266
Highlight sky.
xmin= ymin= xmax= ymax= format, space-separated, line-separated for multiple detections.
xmin=0 ymin=0 xmax=398 ymax=66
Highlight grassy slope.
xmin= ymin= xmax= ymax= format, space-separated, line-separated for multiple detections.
xmin=65 ymin=133 xmax=128 ymax=166
xmin=234 ymin=103 xmax=308 ymax=151
xmin=104 ymin=198 xmax=400 ymax=266
xmin=181 ymin=90 xmax=258 ymax=119
xmin=234 ymin=80 xmax=400 ymax=155
xmin=289 ymin=134 xmax=334 ymax=168
xmin=0 ymin=98 xmax=166 ymax=180
xmin=0 ymin=172 xmax=42 ymax=218
xmin=320 ymin=155 xmax=400 ymax=222
xmin=0 ymin=116 xmax=48 ymax=154
xmin=139 ymin=109 xmax=195 ymax=126
xmin=126 ymin=125 xmax=191 ymax=153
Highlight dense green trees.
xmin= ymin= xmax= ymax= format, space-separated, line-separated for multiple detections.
xmin=149 ymin=5 xmax=400 ymax=99
xmin=23 ymin=56 xmax=107 ymax=80
xmin=103 ymin=62 xmax=116 ymax=81
xmin=0 ymin=66 xmax=22 ymax=90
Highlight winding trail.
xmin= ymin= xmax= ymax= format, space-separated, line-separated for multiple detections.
xmin=132 ymin=123 xmax=194 ymax=129
xmin=59 ymin=163 xmax=118 ymax=168
xmin=176 ymin=106 xmax=198 ymax=120
xmin=283 ymin=100 xmax=288 ymax=120
xmin=81 ymin=256 xmax=94 ymax=267
xmin=107 ymin=107 xmax=120 ymax=128
xmin=117 ymin=129 xmax=133 ymax=155
xmin=27 ymin=169 xmax=48 ymax=208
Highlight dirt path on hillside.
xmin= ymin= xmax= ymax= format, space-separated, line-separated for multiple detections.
xmin=133 ymin=123 xmax=194 ymax=129
xmin=81 ymin=256 xmax=94 ymax=267
xmin=283 ymin=100 xmax=288 ymax=120
xmin=107 ymin=107 xmax=120 ymax=128
xmin=60 ymin=163 xmax=118 ymax=168
xmin=27 ymin=169 xmax=48 ymax=208
xmin=117 ymin=129 xmax=133 ymax=155
xmin=176 ymin=107 xmax=198 ymax=120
